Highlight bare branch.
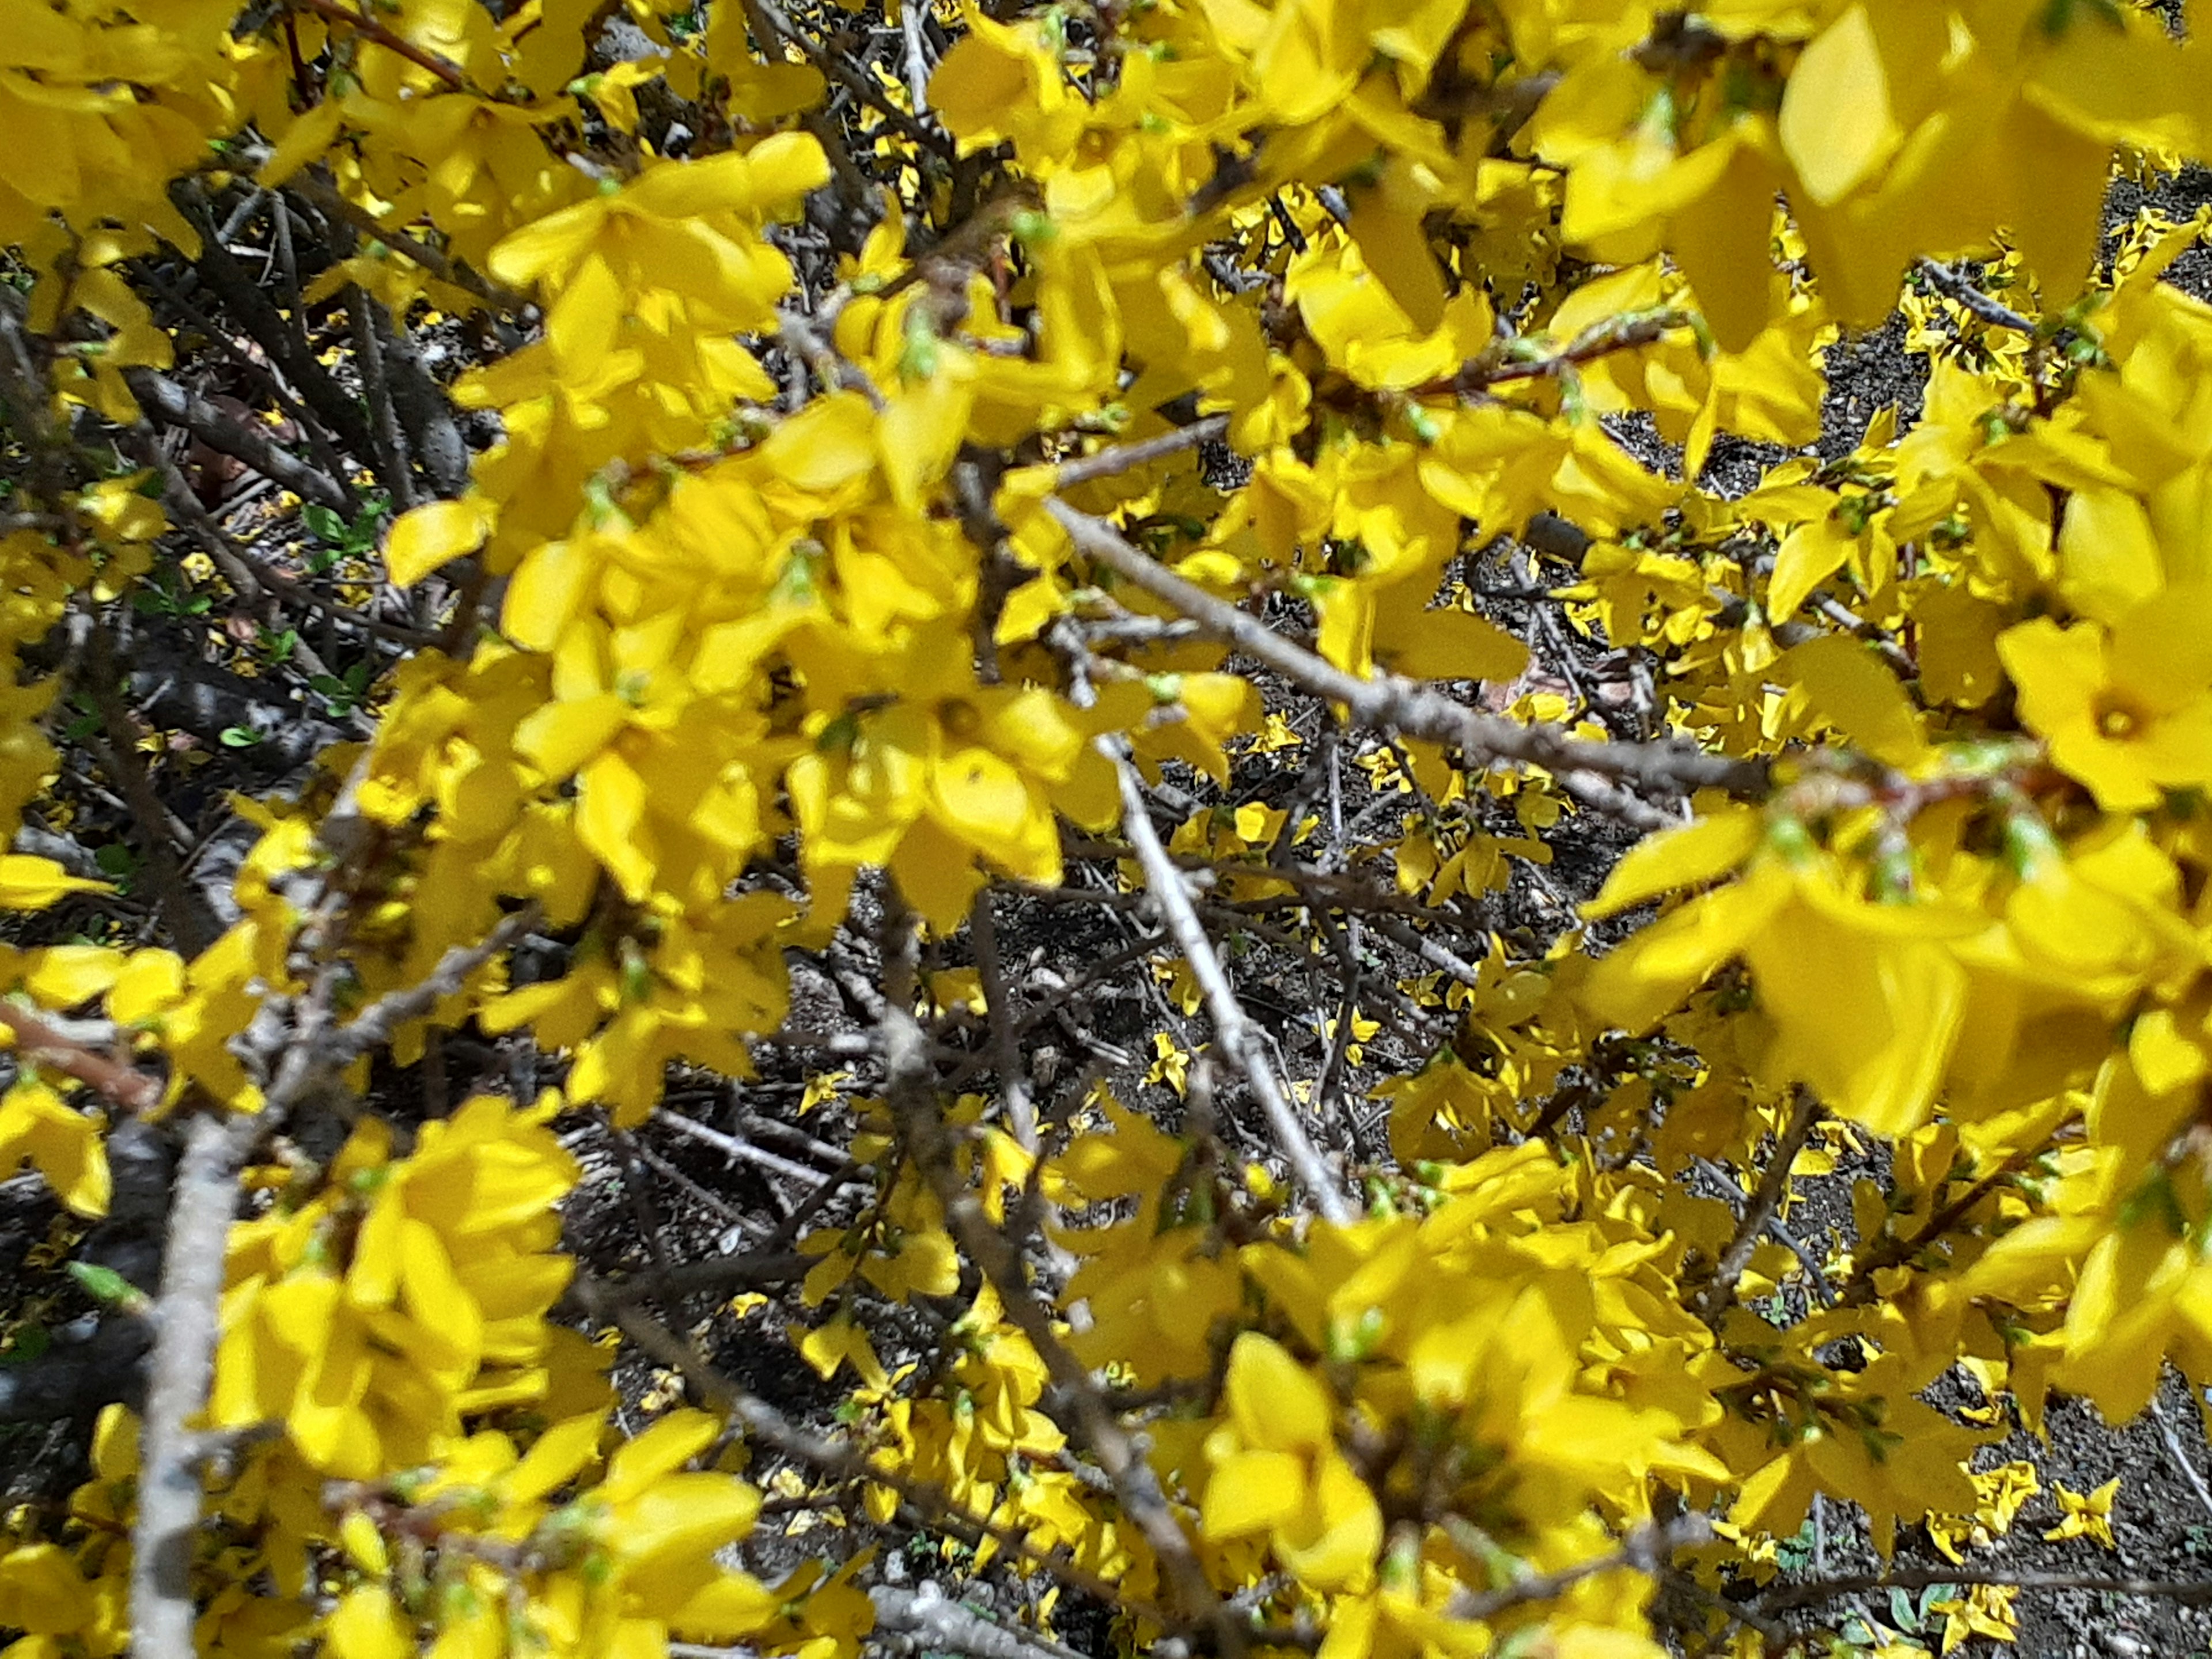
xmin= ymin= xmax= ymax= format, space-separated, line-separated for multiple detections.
xmin=0 ymin=1002 xmax=164 ymax=1116
xmin=1048 ymin=500 xmax=1767 ymax=801
xmin=289 ymin=0 xmax=470 ymax=90
xmin=870 ymin=1585 xmax=1093 ymax=1659
xmin=1446 ymin=1514 xmax=1711 ymax=1622
xmin=124 ymin=367 xmax=353 ymax=512
xmin=323 ymin=903 xmax=543 ymax=1066
xmin=1111 ymin=743 xmax=1354 ymax=1226
xmin=130 ymin=1107 xmax=271 ymax=1659
xmin=1690 ymin=1087 xmax=1824 ymax=1326
xmin=887 ymin=1006 xmax=1245 ymax=1654
xmin=282 ymin=172 xmax=531 ymax=314
xmin=85 ymin=622 xmax=225 ymax=956
xmin=2150 ymin=1392 xmax=2212 ymax=1525
xmin=1762 ymin=1565 xmax=2212 ymax=1615
xmin=1915 ymin=258 xmax=2038 ymax=335
xmin=968 ymin=889 xmax=1036 ymax=1152
xmin=569 ymin=1268 xmax=1170 ymax=1623
xmin=1054 ymin=416 xmax=1229 ymax=490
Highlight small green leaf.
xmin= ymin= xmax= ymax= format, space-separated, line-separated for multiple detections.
xmin=1888 ymin=1587 xmax=1918 ymax=1632
xmin=68 ymin=1261 xmax=147 ymax=1312
xmin=301 ymin=502 xmax=347 ymax=544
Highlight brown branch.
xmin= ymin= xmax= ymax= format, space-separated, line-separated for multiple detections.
xmin=0 ymin=1003 xmax=164 ymax=1115
xmin=741 ymin=0 xmax=948 ymax=153
xmin=324 ymin=902 xmax=542 ymax=1065
xmin=967 ymin=889 xmax=1036 ymax=1152
xmin=1690 ymin=1087 xmax=1824 ymax=1325
xmin=282 ymin=175 xmax=531 ymax=315
xmin=289 ymin=0 xmax=470 ymax=91
xmin=124 ymin=366 xmax=352 ymax=512
xmin=84 ymin=622 xmax=224 ymax=958
xmin=1835 ymin=1139 xmax=2052 ymax=1308
xmin=1445 ymin=1513 xmax=1711 ymax=1622
xmin=1413 ymin=309 xmax=1694 ymax=400
xmin=887 ymin=1005 xmax=1246 ymax=1657
xmin=598 ymin=1247 xmax=815 ymax=1300
xmin=567 ymin=1269 xmax=1171 ymax=1625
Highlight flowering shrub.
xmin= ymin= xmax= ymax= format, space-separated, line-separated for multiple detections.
xmin=3 ymin=2 xmax=2212 ymax=1657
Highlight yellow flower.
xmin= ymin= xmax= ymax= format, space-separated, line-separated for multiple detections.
xmin=0 ymin=1078 xmax=108 ymax=1218
xmin=1199 ymin=1333 xmax=1383 ymax=1593
xmin=1998 ymin=589 xmax=2212 ymax=810
xmin=2043 ymin=1476 xmax=2120 ymax=1550
xmin=1927 ymin=1582 xmax=2018 ymax=1654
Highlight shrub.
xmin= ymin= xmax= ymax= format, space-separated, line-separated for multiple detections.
xmin=2 ymin=3 xmax=2211 ymax=1657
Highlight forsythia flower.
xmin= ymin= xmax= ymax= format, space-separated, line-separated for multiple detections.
xmin=1998 ymin=592 xmax=2212 ymax=810
xmin=1199 ymin=1333 xmax=1384 ymax=1593
xmin=2043 ymin=1477 xmax=2121 ymax=1550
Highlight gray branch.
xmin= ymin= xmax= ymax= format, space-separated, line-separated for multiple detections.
xmin=1048 ymin=500 xmax=1767 ymax=803
xmin=123 ymin=367 xmax=351 ymax=512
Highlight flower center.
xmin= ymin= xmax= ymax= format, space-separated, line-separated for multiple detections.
xmin=2093 ymin=695 xmax=2143 ymax=740
xmin=937 ymin=698 xmax=982 ymax=741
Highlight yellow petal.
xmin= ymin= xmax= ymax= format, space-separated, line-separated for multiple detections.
xmin=1582 ymin=808 xmax=1762 ymax=921
xmin=386 ymin=497 xmax=493 ymax=587
xmin=326 ymin=1585 xmax=411 ymax=1659
xmin=1223 ymin=1332 xmax=1333 ymax=1453
xmin=0 ymin=855 xmax=107 ymax=910
xmin=506 ymin=1414 xmax=606 ymax=1505
xmin=603 ymin=1408 xmax=721 ymax=1505
xmin=1768 ymin=513 xmax=1853 ymax=625
xmin=1778 ymin=3 xmax=1900 ymax=207
xmin=0 ymin=1080 xmax=108 ymax=1218
xmin=1200 ymin=1447 xmax=1308 ymax=1540
xmin=612 ymin=1473 xmax=763 ymax=1568
xmin=1273 ymin=1450 xmax=1382 ymax=1592
xmin=1783 ymin=634 xmax=1929 ymax=771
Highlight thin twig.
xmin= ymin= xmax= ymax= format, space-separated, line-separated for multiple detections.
xmin=1691 ymin=1088 xmax=1824 ymax=1325
xmin=1054 ymin=415 xmax=1229 ymax=490
xmin=1762 ymin=1565 xmax=2212 ymax=1615
xmin=323 ymin=903 xmax=542 ymax=1065
xmin=968 ymin=889 xmax=1036 ymax=1152
xmin=744 ymin=0 xmax=948 ymax=152
xmin=2151 ymin=1392 xmax=2212 ymax=1525
xmin=1111 ymin=744 xmax=1353 ymax=1225
xmin=84 ymin=622 xmax=221 ymax=957
xmin=1446 ymin=1514 xmax=1711 ymax=1621
xmin=347 ymin=285 xmax=420 ymax=513
xmin=1837 ymin=1141 xmax=2052 ymax=1307
xmin=654 ymin=1106 xmax=862 ymax=1188
xmin=0 ymin=1002 xmax=164 ymax=1115
xmin=1414 ymin=309 xmax=1693 ymax=400
xmin=569 ymin=1269 xmax=1171 ymax=1622
xmin=1915 ymin=258 xmax=2038 ymax=335
xmin=290 ymin=0 xmax=470 ymax=89
xmin=282 ymin=173 xmax=531 ymax=314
